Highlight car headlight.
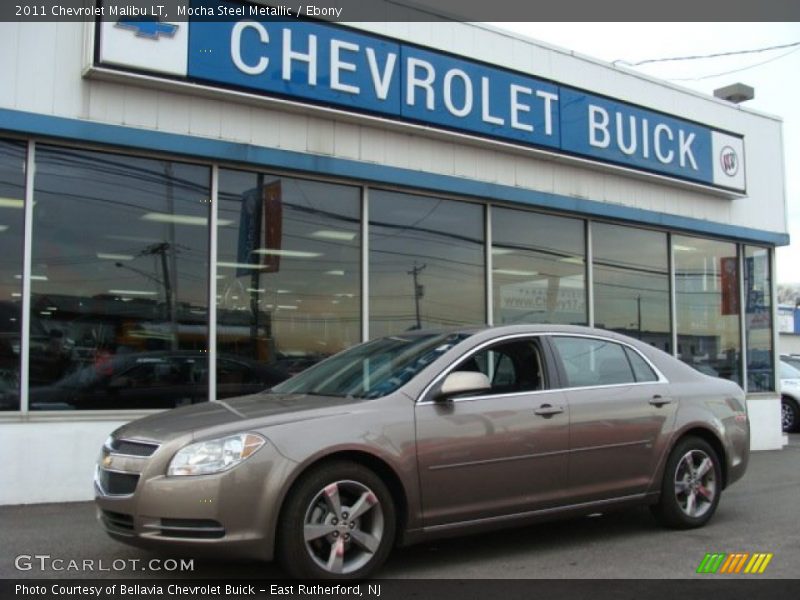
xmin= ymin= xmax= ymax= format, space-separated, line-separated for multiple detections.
xmin=167 ymin=433 xmax=266 ymax=476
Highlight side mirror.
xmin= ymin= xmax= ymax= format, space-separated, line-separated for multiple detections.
xmin=437 ymin=371 xmax=491 ymax=400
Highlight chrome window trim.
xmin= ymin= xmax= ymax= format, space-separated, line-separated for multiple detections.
xmin=417 ymin=331 xmax=669 ymax=405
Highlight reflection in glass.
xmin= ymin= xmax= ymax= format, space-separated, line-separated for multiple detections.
xmin=0 ymin=140 xmax=25 ymax=411
xmin=492 ymin=207 xmax=585 ymax=325
xmin=674 ymin=235 xmax=741 ymax=384
xmin=29 ymin=146 xmax=210 ymax=410
xmin=369 ymin=191 xmax=485 ymax=337
xmin=744 ymin=246 xmax=774 ymax=392
xmin=593 ymin=223 xmax=671 ymax=352
xmin=217 ymin=170 xmax=360 ymax=383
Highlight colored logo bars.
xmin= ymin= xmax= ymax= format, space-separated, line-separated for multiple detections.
xmin=696 ymin=552 xmax=773 ymax=574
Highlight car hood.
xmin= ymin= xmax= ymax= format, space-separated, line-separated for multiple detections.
xmin=111 ymin=393 xmax=361 ymax=443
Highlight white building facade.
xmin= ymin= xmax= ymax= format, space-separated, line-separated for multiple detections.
xmin=0 ymin=5 xmax=789 ymax=504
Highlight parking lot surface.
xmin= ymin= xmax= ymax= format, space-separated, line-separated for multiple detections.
xmin=2 ymin=434 xmax=799 ymax=579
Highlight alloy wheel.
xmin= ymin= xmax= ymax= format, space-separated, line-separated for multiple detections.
xmin=674 ymin=449 xmax=717 ymax=518
xmin=302 ymin=479 xmax=385 ymax=575
xmin=782 ymin=400 xmax=796 ymax=432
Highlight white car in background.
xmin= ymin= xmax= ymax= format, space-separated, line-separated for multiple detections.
xmin=780 ymin=357 xmax=800 ymax=433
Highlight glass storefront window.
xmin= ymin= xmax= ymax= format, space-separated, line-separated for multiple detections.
xmin=217 ymin=170 xmax=360 ymax=384
xmin=29 ymin=145 xmax=210 ymax=410
xmin=593 ymin=223 xmax=671 ymax=353
xmin=744 ymin=246 xmax=774 ymax=392
xmin=369 ymin=190 xmax=485 ymax=337
xmin=0 ymin=140 xmax=26 ymax=411
xmin=674 ymin=235 xmax=741 ymax=384
xmin=492 ymin=207 xmax=586 ymax=325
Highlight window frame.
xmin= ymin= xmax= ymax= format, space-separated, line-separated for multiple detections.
xmin=546 ymin=333 xmax=669 ymax=392
xmin=417 ymin=333 xmax=562 ymax=404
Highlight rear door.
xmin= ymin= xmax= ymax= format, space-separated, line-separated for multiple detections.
xmin=548 ymin=335 xmax=676 ymax=503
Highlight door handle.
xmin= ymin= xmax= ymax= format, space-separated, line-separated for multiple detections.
xmin=649 ymin=395 xmax=672 ymax=407
xmin=534 ymin=403 xmax=564 ymax=417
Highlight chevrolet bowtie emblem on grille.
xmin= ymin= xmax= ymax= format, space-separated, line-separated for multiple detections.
xmin=115 ymin=17 xmax=178 ymax=40
xmin=102 ymin=455 xmax=113 ymax=468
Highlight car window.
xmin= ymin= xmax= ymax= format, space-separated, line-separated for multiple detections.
xmin=624 ymin=347 xmax=659 ymax=382
xmin=453 ymin=339 xmax=546 ymax=395
xmin=112 ymin=357 xmax=205 ymax=389
xmin=552 ymin=336 xmax=637 ymax=388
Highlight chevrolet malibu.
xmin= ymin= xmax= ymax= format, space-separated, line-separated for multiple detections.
xmin=95 ymin=325 xmax=749 ymax=579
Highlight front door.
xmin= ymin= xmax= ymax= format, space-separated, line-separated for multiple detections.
xmin=415 ymin=336 xmax=570 ymax=527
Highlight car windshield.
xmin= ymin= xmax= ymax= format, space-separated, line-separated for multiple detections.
xmin=271 ymin=332 xmax=472 ymax=399
xmin=780 ymin=361 xmax=800 ymax=380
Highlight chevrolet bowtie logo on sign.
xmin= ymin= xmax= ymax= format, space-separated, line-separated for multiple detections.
xmin=696 ymin=552 xmax=773 ymax=574
xmin=115 ymin=17 xmax=179 ymax=40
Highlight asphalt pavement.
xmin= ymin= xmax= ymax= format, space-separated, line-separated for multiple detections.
xmin=2 ymin=434 xmax=799 ymax=580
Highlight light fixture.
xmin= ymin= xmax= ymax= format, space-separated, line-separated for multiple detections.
xmin=277 ymin=305 xmax=298 ymax=310
xmin=559 ymin=257 xmax=584 ymax=265
xmin=40 ymin=311 xmax=52 ymax=316
xmin=97 ymin=253 xmax=135 ymax=261
xmin=0 ymin=198 xmax=24 ymax=209
xmin=247 ymin=288 xmax=265 ymax=293
xmin=217 ymin=261 xmax=266 ymax=270
xmin=713 ymin=83 xmax=754 ymax=104
xmin=311 ymin=230 xmax=357 ymax=241
xmin=673 ymin=245 xmax=696 ymax=252
xmin=141 ymin=212 xmax=234 ymax=227
xmin=325 ymin=270 xmax=345 ymax=276
xmin=277 ymin=289 xmax=292 ymax=294
xmin=15 ymin=274 xmax=48 ymax=281
xmin=493 ymin=269 xmax=539 ymax=277
xmin=0 ymin=225 xmax=8 ymax=232
xmin=491 ymin=247 xmax=514 ymax=256
xmin=252 ymin=248 xmax=322 ymax=258
xmin=108 ymin=289 xmax=158 ymax=296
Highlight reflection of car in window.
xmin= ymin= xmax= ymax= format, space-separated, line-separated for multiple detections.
xmin=29 ymin=351 xmax=288 ymax=410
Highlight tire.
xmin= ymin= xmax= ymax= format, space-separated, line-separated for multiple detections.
xmin=651 ymin=436 xmax=722 ymax=529
xmin=782 ymin=396 xmax=799 ymax=433
xmin=277 ymin=461 xmax=396 ymax=579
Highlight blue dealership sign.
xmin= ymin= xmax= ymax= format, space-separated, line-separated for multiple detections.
xmin=98 ymin=0 xmax=746 ymax=193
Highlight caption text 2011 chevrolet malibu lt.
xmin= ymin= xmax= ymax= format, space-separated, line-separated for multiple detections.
xmin=95 ymin=325 xmax=749 ymax=579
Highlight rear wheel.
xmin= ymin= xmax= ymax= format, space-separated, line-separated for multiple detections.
xmin=277 ymin=461 xmax=396 ymax=579
xmin=651 ymin=436 xmax=722 ymax=529
xmin=782 ymin=396 xmax=799 ymax=433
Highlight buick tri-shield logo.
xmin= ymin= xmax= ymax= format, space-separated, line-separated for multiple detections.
xmin=720 ymin=146 xmax=739 ymax=177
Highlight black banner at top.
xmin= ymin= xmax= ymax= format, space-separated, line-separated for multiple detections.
xmin=3 ymin=0 xmax=800 ymax=22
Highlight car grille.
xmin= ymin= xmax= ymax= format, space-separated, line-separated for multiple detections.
xmin=109 ymin=439 xmax=159 ymax=457
xmin=145 ymin=518 xmax=225 ymax=539
xmin=100 ymin=510 xmax=134 ymax=533
xmin=98 ymin=469 xmax=140 ymax=495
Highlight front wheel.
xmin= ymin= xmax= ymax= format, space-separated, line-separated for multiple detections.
xmin=782 ymin=396 xmax=799 ymax=433
xmin=277 ymin=461 xmax=396 ymax=579
xmin=651 ymin=436 xmax=722 ymax=529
